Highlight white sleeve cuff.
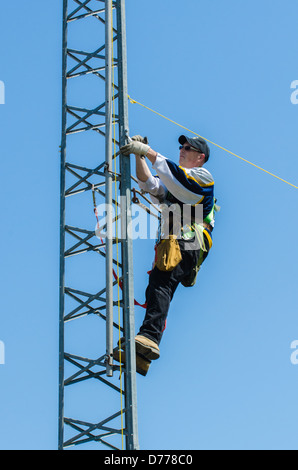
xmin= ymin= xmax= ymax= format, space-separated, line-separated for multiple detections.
xmin=152 ymin=153 xmax=167 ymax=171
xmin=137 ymin=174 xmax=159 ymax=192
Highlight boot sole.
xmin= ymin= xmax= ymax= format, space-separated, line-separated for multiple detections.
xmin=113 ymin=347 xmax=151 ymax=377
xmin=118 ymin=336 xmax=160 ymax=361
xmin=135 ymin=338 xmax=160 ymax=361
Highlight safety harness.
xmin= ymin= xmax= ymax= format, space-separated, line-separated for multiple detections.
xmin=180 ymin=199 xmax=220 ymax=287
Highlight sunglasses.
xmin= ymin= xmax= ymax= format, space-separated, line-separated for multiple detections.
xmin=179 ymin=145 xmax=202 ymax=153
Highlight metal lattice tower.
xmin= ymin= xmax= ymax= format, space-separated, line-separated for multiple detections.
xmin=59 ymin=0 xmax=139 ymax=450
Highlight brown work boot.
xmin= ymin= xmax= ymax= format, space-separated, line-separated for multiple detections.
xmin=113 ymin=344 xmax=151 ymax=377
xmin=135 ymin=335 xmax=160 ymax=361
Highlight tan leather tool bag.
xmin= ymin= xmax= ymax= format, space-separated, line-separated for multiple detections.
xmin=155 ymin=235 xmax=182 ymax=272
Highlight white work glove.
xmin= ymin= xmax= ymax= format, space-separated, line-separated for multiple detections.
xmin=131 ymin=135 xmax=149 ymax=145
xmin=120 ymin=138 xmax=150 ymax=157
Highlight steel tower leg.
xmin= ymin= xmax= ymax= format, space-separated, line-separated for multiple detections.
xmin=59 ymin=0 xmax=139 ymax=450
xmin=58 ymin=0 xmax=68 ymax=451
xmin=117 ymin=0 xmax=139 ymax=450
xmin=105 ymin=0 xmax=114 ymax=378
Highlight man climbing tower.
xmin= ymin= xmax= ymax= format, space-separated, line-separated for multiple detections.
xmin=115 ymin=134 xmax=217 ymax=375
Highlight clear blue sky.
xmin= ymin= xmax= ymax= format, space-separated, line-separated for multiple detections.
xmin=0 ymin=0 xmax=298 ymax=450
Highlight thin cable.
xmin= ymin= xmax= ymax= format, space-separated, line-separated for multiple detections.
xmin=128 ymin=95 xmax=298 ymax=190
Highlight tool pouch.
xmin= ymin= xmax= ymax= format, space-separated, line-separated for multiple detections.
xmin=155 ymin=235 xmax=182 ymax=272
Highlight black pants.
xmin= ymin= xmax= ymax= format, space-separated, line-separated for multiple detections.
xmin=138 ymin=237 xmax=210 ymax=345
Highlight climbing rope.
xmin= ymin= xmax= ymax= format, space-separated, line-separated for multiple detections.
xmin=128 ymin=95 xmax=298 ymax=190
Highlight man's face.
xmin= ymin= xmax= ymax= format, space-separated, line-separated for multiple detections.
xmin=179 ymin=143 xmax=205 ymax=169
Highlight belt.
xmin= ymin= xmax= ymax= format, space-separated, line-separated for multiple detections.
xmin=203 ymin=222 xmax=213 ymax=233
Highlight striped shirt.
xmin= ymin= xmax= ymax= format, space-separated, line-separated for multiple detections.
xmin=138 ymin=153 xmax=215 ymax=227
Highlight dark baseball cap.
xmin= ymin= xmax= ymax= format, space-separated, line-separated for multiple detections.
xmin=179 ymin=135 xmax=210 ymax=162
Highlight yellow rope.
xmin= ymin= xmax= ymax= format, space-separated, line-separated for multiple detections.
xmin=111 ymin=4 xmax=124 ymax=450
xmin=128 ymin=95 xmax=298 ymax=190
